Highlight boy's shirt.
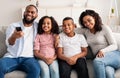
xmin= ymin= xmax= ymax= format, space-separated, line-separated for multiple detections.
xmin=58 ymin=32 xmax=88 ymax=57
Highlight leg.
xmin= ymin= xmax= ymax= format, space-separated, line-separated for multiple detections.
xmin=0 ymin=57 xmax=18 ymax=78
xmin=93 ymin=58 xmax=106 ymax=78
xmin=93 ymin=51 xmax=120 ymax=78
xmin=38 ymin=60 xmax=50 ymax=78
xmin=20 ymin=57 xmax=40 ymax=78
xmin=49 ymin=60 xmax=59 ymax=78
xmin=58 ymin=59 xmax=72 ymax=78
xmin=106 ymin=66 xmax=115 ymax=78
xmin=74 ymin=58 xmax=89 ymax=78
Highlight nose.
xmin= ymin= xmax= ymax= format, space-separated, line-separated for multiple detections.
xmin=85 ymin=22 xmax=90 ymax=27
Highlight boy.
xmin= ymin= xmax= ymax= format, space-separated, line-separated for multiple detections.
xmin=57 ymin=17 xmax=89 ymax=78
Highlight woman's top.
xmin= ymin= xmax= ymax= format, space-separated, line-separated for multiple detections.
xmin=34 ymin=33 xmax=55 ymax=58
xmin=77 ymin=25 xmax=117 ymax=55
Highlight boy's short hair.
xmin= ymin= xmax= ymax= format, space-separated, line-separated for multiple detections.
xmin=63 ymin=17 xmax=74 ymax=23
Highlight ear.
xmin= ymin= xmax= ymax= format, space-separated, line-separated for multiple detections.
xmin=74 ymin=24 xmax=77 ymax=28
xmin=36 ymin=13 xmax=38 ymax=18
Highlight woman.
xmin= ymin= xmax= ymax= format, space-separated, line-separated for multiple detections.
xmin=78 ymin=9 xmax=120 ymax=78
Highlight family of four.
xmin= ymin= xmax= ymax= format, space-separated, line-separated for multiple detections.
xmin=0 ymin=4 xmax=120 ymax=78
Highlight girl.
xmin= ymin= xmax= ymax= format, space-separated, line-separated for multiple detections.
xmin=34 ymin=16 xmax=60 ymax=78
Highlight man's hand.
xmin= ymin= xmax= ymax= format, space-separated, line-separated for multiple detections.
xmin=8 ymin=30 xmax=24 ymax=45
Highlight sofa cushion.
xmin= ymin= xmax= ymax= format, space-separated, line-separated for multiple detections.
xmin=5 ymin=71 xmax=26 ymax=78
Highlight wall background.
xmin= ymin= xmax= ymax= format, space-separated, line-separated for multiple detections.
xmin=0 ymin=0 xmax=120 ymax=26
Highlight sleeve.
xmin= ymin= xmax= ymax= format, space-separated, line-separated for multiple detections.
xmin=100 ymin=25 xmax=118 ymax=53
xmin=80 ymin=34 xmax=88 ymax=47
xmin=5 ymin=24 xmax=16 ymax=47
xmin=34 ymin=34 xmax=41 ymax=50
xmin=58 ymin=33 xmax=63 ymax=47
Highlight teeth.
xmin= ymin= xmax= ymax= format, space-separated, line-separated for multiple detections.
xmin=26 ymin=16 xmax=31 ymax=19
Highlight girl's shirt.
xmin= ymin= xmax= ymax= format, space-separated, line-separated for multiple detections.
xmin=34 ymin=33 xmax=55 ymax=58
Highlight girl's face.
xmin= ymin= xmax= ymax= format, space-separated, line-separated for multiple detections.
xmin=83 ymin=15 xmax=95 ymax=30
xmin=42 ymin=18 xmax=52 ymax=33
xmin=62 ymin=20 xmax=75 ymax=34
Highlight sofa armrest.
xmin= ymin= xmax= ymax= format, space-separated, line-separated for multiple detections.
xmin=113 ymin=33 xmax=120 ymax=51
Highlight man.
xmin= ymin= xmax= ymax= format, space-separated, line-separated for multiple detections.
xmin=0 ymin=5 xmax=40 ymax=78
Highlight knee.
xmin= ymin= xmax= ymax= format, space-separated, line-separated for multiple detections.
xmin=93 ymin=58 xmax=103 ymax=64
xmin=41 ymin=66 xmax=49 ymax=72
xmin=0 ymin=60 xmax=7 ymax=73
xmin=50 ymin=66 xmax=59 ymax=74
xmin=93 ymin=58 xmax=105 ymax=68
xmin=106 ymin=66 xmax=115 ymax=77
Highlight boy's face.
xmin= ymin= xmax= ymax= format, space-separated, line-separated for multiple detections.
xmin=62 ymin=20 xmax=75 ymax=34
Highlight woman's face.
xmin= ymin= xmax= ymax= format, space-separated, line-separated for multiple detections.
xmin=42 ymin=18 xmax=52 ymax=33
xmin=83 ymin=15 xmax=95 ymax=29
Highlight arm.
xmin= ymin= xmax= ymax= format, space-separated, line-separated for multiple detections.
xmin=70 ymin=47 xmax=87 ymax=65
xmin=54 ymin=34 xmax=60 ymax=49
xmin=71 ymin=47 xmax=87 ymax=59
xmin=57 ymin=47 xmax=69 ymax=61
xmin=8 ymin=30 xmax=23 ymax=45
xmin=34 ymin=50 xmax=57 ymax=65
xmin=100 ymin=25 xmax=117 ymax=53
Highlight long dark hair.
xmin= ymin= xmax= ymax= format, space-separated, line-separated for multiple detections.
xmin=37 ymin=16 xmax=59 ymax=34
xmin=79 ymin=10 xmax=103 ymax=33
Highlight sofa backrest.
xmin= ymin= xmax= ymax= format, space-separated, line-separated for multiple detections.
xmin=0 ymin=26 xmax=120 ymax=58
xmin=0 ymin=26 xmax=7 ymax=57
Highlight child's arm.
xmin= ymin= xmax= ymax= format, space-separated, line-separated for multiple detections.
xmin=34 ymin=50 xmax=53 ymax=65
xmin=57 ymin=47 xmax=75 ymax=65
xmin=34 ymin=50 xmax=46 ymax=60
xmin=72 ymin=47 xmax=87 ymax=59
xmin=54 ymin=34 xmax=60 ymax=48
xmin=57 ymin=47 xmax=69 ymax=61
xmin=70 ymin=47 xmax=87 ymax=65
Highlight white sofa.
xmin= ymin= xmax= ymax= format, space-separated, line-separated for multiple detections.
xmin=0 ymin=26 xmax=120 ymax=78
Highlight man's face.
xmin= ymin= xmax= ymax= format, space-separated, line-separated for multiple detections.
xmin=23 ymin=6 xmax=38 ymax=24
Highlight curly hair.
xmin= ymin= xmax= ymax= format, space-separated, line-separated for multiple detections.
xmin=37 ymin=16 xmax=60 ymax=34
xmin=79 ymin=10 xmax=103 ymax=33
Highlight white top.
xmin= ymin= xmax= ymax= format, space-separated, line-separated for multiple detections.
xmin=20 ymin=26 xmax=33 ymax=57
xmin=77 ymin=25 xmax=117 ymax=55
xmin=4 ymin=21 xmax=38 ymax=58
xmin=58 ymin=32 xmax=88 ymax=57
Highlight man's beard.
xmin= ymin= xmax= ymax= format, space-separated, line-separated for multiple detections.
xmin=23 ymin=15 xmax=36 ymax=24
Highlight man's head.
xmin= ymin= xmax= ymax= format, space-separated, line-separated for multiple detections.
xmin=23 ymin=5 xmax=38 ymax=25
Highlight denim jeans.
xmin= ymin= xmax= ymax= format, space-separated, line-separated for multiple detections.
xmin=93 ymin=50 xmax=120 ymax=78
xmin=38 ymin=60 xmax=59 ymax=78
xmin=106 ymin=66 xmax=115 ymax=78
xmin=0 ymin=57 xmax=40 ymax=78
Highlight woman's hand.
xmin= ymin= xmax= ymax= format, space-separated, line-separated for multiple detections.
xmin=96 ymin=51 xmax=104 ymax=58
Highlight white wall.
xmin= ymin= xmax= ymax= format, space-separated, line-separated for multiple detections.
xmin=0 ymin=0 xmax=120 ymax=26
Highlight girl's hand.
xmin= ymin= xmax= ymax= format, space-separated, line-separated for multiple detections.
xmin=45 ymin=58 xmax=54 ymax=65
xmin=96 ymin=51 xmax=104 ymax=58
